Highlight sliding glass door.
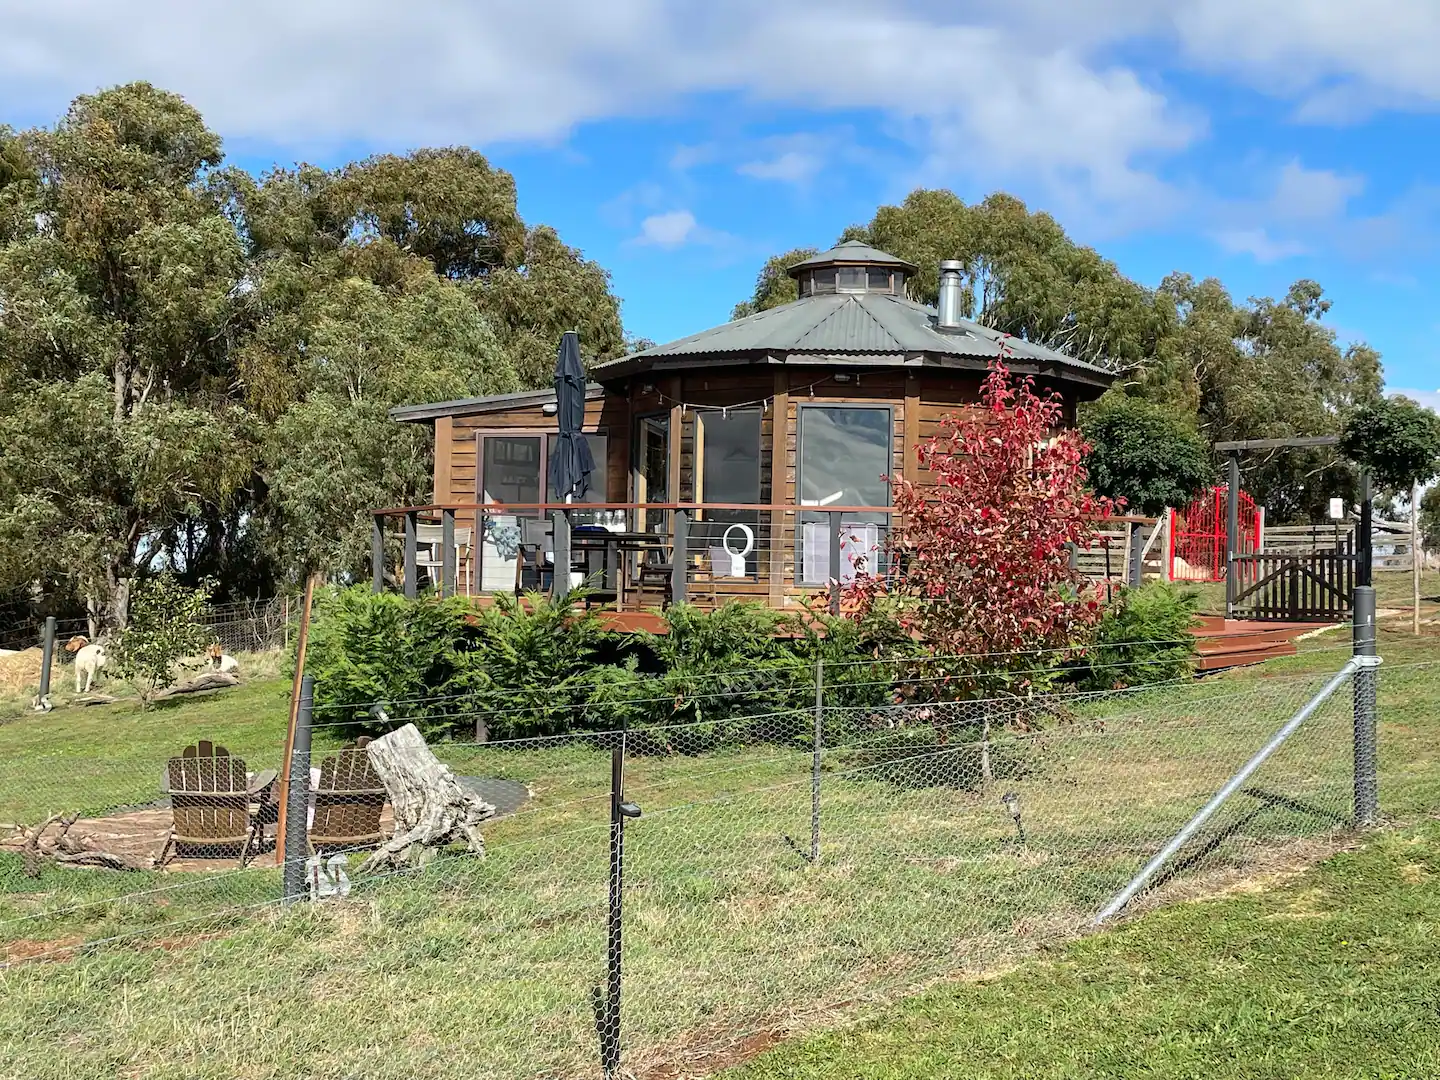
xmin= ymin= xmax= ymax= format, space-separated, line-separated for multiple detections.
xmin=796 ymin=405 xmax=891 ymax=585
xmin=696 ymin=408 xmax=762 ymax=579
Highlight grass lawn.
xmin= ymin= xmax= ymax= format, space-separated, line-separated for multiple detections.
xmin=0 ymin=626 xmax=1434 ymax=1079
xmin=729 ymin=821 xmax=1440 ymax=1080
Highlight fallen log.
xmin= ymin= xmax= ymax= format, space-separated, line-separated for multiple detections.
xmin=153 ymin=672 xmax=240 ymax=699
xmin=359 ymin=723 xmax=496 ymax=873
xmin=7 ymin=813 xmax=166 ymax=875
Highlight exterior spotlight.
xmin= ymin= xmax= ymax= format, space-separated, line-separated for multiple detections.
xmin=369 ymin=704 xmax=390 ymax=724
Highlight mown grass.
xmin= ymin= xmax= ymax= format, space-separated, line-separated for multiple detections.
xmin=0 ymin=627 xmax=1434 ymax=1079
xmin=729 ymin=820 xmax=1440 ymax=1080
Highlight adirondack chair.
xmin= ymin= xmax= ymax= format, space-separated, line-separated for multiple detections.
xmin=166 ymin=740 xmax=266 ymax=864
xmin=310 ymin=737 xmax=388 ymax=853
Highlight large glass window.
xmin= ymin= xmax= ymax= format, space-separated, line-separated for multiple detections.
xmin=697 ymin=409 xmax=762 ymax=579
xmin=481 ymin=436 xmax=541 ymax=508
xmin=797 ymin=406 xmax=891 ymax=586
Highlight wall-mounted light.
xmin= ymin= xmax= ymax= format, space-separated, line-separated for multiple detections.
xmin=833 ymin=373 xmax=853 ymax=384
xmin=541 ymin=402 xmax=558 ymax=416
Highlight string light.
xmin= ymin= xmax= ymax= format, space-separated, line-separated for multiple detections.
xmin=648 ymin=375 xmax=837 ymax=416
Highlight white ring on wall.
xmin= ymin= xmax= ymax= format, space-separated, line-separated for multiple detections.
xmin=721 ymin=523 xmax=755 ymax=557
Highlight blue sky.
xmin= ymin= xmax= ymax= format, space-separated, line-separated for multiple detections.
xmin=4 ymin=1 xmax=1437 ymax=406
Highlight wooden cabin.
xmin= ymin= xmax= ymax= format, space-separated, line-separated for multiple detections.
xmin=381 ymin=241 xmax=1116 ymax=611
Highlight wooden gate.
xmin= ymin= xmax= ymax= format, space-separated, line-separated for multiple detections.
xmin=1232 ymin=539 xmax=1356 ymax=622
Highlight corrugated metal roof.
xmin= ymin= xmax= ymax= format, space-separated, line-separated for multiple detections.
xmin=599 ymin=292 xmax=1112 ymax=378
xmin=788 ymin=239 xmax=918 ymax=274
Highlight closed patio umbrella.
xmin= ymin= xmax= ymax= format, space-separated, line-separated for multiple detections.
xmin=548 ymin=330 xmax=594 ymax=503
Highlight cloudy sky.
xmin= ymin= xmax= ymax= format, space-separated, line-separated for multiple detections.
xmin=3 ymin=0 xmax=1437 ymax=405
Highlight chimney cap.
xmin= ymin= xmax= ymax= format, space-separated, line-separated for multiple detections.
xmin=939 ymin=260 xmax=963 ymax=272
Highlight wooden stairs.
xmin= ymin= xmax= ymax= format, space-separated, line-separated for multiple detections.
xmin=1191 ymin=616 xmax=1327 ymax=671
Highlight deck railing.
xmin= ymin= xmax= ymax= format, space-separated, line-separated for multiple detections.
xmin=370 ymin=502 xmax=898 ymax=614
xmin=370 ymin=503 xmax=1162 ymax=614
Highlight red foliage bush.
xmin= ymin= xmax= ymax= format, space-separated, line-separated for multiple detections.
xmin=843 ymin=353 xmax=1117 ymax=695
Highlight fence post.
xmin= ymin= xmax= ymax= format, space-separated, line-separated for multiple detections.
xmin=671 ymin=509 xmax=688 ymax=605
xmin=37 ymin=616 xmax=56 ymax=702
xmin=441 ymin=508 xmax=457 ymax=598
xmin=282 ymin=675 xmax=314 ymax=904
xmin=551 ymin=510 xmax=571 ymax=601
xmin=371 ymin=515 xmax=385 ymax=594
xmin=811 ymin=657 xmax=823 ymax=864
xmin=1352 ymin=585 xmax=1379 ymax=826
xmin=1358 ymin=469 xmax=1374 ymax=588
xmin=599 ymin=735 xmax=640 ymax=1078
xmin=827 ymin=510 xmax=843 ymax=615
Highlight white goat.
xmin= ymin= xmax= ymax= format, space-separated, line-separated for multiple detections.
xmin=206 ymin=642 xmax=241 ymax=675
xmin=66 ymin=635 xmax=107 ymax=693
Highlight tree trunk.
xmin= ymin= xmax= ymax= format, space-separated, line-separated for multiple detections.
xmin=359 ymin=724 xmax=496 ymax=873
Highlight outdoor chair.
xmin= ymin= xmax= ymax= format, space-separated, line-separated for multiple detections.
xmin=514 ymin=517 xmax=555 ymax=594
xmin=309 ymin=737 xmax=388 ymax=853
xmin=166 ymin=741 xmax=271 ymax=865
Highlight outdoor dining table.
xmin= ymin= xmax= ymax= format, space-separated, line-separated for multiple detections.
xmin=570 ymin=526 xmax=668 ymax=605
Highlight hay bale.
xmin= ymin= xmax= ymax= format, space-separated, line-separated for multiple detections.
xmin=0 ymin=649 xmax=42 ymax=692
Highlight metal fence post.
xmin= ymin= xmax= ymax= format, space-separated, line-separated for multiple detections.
xmin=1225 ymin=453 xmax=1240 ymax=618
xmin=37 ymin=616 xmax=56 ymax=702
xmin=1352 ymin=585 xmax=1379 ymax=826
xmin=282 ymin=675 xmax=314 ymax=904
xmin=811 ymin=657 xmax=823 ymax=864
xmin=598 ymin=734 xmax=640 ymax=1079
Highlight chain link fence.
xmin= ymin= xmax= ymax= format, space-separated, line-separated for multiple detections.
xmin=3 ymin=643 xmax=1429 ymax=1078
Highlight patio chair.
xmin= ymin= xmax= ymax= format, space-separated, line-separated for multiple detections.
xmin=309 ymin=737 xmax=388 ymax=853
xmin=514 ymin=517 xmax=555 ymax=593
xmin=166 ymin=741 xmax=266 ymax=864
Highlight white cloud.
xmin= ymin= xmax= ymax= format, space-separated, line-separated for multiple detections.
xmin=738 ymin=150 xmax=824 ymax=185
xmin=635 ymin=210 xmax=698 ymax=247
xmin=1270 ymin=161 xmax=1365 ymax=221
xmin=1212 ymin=228 xmax=1309 ymax=262
xmin=0 ymin=0 xmax=1196 ymax=223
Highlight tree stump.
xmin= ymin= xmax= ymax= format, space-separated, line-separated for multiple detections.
xmin=359 ymin=724 xmax=496 ymax=873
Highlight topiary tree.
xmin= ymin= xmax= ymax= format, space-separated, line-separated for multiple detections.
xmin=1340 ymin=397 xmax=1440 ymax=492
xmin=107 ymin=575 xmax=216 ymax=706
xmin=1081 ymin=395 xmax=1214 ymax=516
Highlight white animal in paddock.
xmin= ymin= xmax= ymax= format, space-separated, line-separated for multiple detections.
xmin=206 ymin=642 xmax=241 ymax=675
xmin=66 ymin=635 xmax=107 ymax=693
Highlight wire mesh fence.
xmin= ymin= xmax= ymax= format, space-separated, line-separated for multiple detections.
xmin=0 ymin=648 xmax=1433 ymax=1079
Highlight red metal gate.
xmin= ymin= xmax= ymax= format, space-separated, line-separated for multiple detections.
xmin=1168 ymin=486 xmax=1260 ymax=582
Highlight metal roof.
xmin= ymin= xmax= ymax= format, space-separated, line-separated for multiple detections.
xmin=788 ymin=239 xmax=919 ymax=275
xmin=389 ymin=383 xmax=604 ymax=423
xmin=592 ymin=291 xmax=1114 ymax=385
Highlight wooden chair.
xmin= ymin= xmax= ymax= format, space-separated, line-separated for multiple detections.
xmin=310 ymin=738 xmax=388 ymax=853
xmin=166 ymin=741 xmax=262 ymax=864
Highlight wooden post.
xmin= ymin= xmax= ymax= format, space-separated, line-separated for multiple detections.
xmin=371 ymin=515 xmax=385 ymax=594
xmin=1413 ymin=481 xmax=1422 ymax=636
xmin=403 ymin=511 xmax=418 ymax=599
xmin=275 ymin=572 xmax=320 ymax=868
xmin=670 ymin=510 xmax=688 ymax=605
xmin=441 ymin=508 xmax=456 ymax=598
xmin=828 ymin=510 xmax=843 ymax=615
xmin=769 ymin=372 xmax=789 ymax=608
xmin=551 ymin=510 xmax=571 ymax=600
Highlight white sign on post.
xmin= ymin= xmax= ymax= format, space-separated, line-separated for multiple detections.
xmin=1328 ymin=497 xmax=1346 ymax=520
